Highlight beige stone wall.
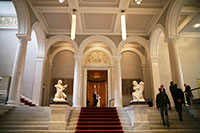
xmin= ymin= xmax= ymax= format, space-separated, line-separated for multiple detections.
xmin=121 ymin=51 xmax=142 ymax=79
xmin=52 ymin=51 xmax=75 ymax=79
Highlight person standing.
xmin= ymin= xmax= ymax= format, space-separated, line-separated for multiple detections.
xmin=169 ymin=81 xmax=176 ymax=103
xmin=174 ymin=84 xmax=185 ymax=121
xmin=93 ymin=90 xmax=98 ymax=107
xmin=184 ymin=83 xmax=193 ymax=106
xmin=156 ymin=87 xmax=171 ymax=127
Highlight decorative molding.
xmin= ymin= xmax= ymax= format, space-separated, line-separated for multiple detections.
xmin=85 ymin=51 xmax=110 ymax=65
xmin=0 ymin=16 xmax=17 ymax=29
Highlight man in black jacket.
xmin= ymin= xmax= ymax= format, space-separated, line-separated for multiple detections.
xmin=174 ymin=84 xmax=185 ymax=121
xmin=156 ymin=87 xmax=171 ymax=127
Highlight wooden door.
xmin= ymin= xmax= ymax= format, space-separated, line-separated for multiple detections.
xmin=87 ymin=70 xmax=107 ymax=107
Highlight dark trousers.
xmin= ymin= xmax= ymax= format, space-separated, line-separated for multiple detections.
xmin=160 ymin=107 xmax=169 ymax=126
xmin=175 ymin=103 xmax=183 ymax=121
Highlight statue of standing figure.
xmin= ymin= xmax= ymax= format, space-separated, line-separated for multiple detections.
xmin=53 ymin=80 xmax=68 ymax=102
xmin=130 ymin=81 xmax=145 ymax=102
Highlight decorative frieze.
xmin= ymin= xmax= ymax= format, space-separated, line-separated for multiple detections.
xmin=85 ymin=51 xmax=110 ymax=65
xmin=0 ymin=16 xmax=17 ymax=29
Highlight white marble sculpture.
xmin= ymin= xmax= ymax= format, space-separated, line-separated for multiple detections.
xmin=130 ymin=81 xmax=145 ymax=102
xmin=53 ymin=80 xmax=68 ymax=102
xmin=97 ymin=95 xmax=101 ymax=107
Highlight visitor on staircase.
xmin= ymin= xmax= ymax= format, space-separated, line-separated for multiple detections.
xmin=156 ymin=87 xmax=171 ymax=127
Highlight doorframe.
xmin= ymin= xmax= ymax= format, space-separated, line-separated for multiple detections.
xmin=82 ymin=66 xmax=112 ymax=107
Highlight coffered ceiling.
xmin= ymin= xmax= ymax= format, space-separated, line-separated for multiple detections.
xmin=26 ymin=0 xmax=200 ymax=36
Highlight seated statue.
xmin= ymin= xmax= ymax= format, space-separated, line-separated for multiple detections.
xmin=53 ymin=80 xmax=68 ymax=102
xmin=130 ymin=81 xmax=145 ymax=102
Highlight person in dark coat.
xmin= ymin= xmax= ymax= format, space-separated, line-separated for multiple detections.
xmin=169 ymin=81 xmax=176 ymax=103
xmin=93 ymin=90 xmax=98 ymax=107
xmin=184 ymin=83 xmax=193 ymax=106
xmin=156 ymin=87 xmax=171 ymax=127
xmin=174 ymin=84 xmax=185 ymax=121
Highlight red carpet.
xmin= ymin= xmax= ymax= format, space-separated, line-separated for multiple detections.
xmin=75 ymin=107 xmax=123 ymax=133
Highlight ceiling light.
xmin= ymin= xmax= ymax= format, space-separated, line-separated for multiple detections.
xmin=71 ymin=9 xmax=76 ymax=40
xmin=135 ymin=0 xmax=142 ymax=5
xmin=59 ymin=0 xmax=65 ymax=3
xmin=121 ymin=10 xmax=127 ymax=41
xmin=193 ymin=23 xmax=200 ymax=28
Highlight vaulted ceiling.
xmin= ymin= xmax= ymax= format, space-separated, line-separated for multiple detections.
xmin=26 ymin=0 xmax=200 ymax=36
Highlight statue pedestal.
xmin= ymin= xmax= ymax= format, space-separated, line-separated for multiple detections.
xmin=48 ymin=104 xmax=71 ymax=130
xmin=124 ymin=104 xmax=150 ymax=130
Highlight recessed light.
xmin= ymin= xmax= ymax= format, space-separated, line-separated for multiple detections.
xmin=59 ymin=0 xmax=65 ymax=3
xmin=193 ymin=23 xmax=200 ymax=28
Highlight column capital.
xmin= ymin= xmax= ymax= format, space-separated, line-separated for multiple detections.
xmin=36 ymin=53 xmax=46 ymax=62
xmin=113 ymin=55 xmax=121 ymax=61
xmin=148 ymin=56 xmax=158 ymax=63
xmin=74 ymin=54 xmax=83 ymax=60
xmin=165 ymin=35 xmax=180 ymax=43
xmin=16 ymin=34 xmax=31 ymax=41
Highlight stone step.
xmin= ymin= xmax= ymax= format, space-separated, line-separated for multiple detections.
xmin=68 ymin=121 xmax=130 ymax=126
xmin=0 ymin=121 xmax=49 ymax=125
xmin=0 ymin=125 xmax=48 ymax=130
xmin=0 ymin=117 xmax=49 ymax=121
xmin=0 ymin=130 xmax=75 ymax=133
xmin=150 ymin=124 xmax=200 ymax=129
xmin=2 ymin=113 xmax=50 ymax=117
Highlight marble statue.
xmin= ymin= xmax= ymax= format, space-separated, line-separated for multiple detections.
xmin=130 ymin=81 xmax=145 ymax=102
xmin=53 ymin=80 xmax=68 ymax=102
xmin=97 ymin=95 xmax=101 ymax=107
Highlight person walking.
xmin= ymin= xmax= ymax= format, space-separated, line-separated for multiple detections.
xmin=184 ymin=83 xmax=193 ymax=106
xmin=93 ymin=90 xmax=98 ymax=107
xmin=174 ymin=84 xmax=185 ymax=121
xmin=156 ymin=87 xmax=171 ymax=127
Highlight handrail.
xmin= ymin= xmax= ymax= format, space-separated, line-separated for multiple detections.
xmin=109 ymin=99 xmax=114 ymax=107
xmin=191 ymin=87 xmax=200 ymax=91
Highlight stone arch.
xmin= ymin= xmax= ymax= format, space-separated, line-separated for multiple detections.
xmin=49 ymin=47 xmax=75 ymax=64
xmin=150 ymin=23 xmax=166 ymax=58
xmin=121 ymin=47 xmax=145 ymax=65
xmin=83 ymin=47 xmax=114 ymax=65
xmin=13 ymin=0 xmax=31 ymax=37
xmin=46 ymin=35 xmax=78 ymax=56
xmin=31 ymin=22 xmax=45 ymax=56
xmin=166 ymin=0 xmax=186 ymax=37
xmin=118 ymin=36 xmax=150 ymax=58
xmin=78 ymin=35 xmax=117 ymax=55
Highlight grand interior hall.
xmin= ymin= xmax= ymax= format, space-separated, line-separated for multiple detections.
xmin=0 ymin=0 xmax=200 ymax=132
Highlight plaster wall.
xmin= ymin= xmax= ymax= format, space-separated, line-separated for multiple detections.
xmin=178 ymin=38 xmax=200 ymax=99
xmin=0 ymin=30 xmax=18 ymax=78
xmin=121 ymin=51 xmax=142 ymax=79
xmin=52 ymin=51 xmax=74 ymax=78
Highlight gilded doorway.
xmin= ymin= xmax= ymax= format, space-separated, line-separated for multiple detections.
xmin=87 ymin=70 xmax=107 ymax=107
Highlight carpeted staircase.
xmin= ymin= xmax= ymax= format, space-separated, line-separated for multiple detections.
xmin=75 ymin=107 xmax=124 ymax=133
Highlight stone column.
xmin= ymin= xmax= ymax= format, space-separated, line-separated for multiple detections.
xmin=32 ymin=54 xmax=45 ymax=106
xmin=72 ymin=55 xmax=82 ymax=107
xmin=7 ymin=35 xmax=30 ymax=106
xmin=142 ymin=64 xmax=147 ymax=99
xmin=45 ymin=62 xmax=53 ymax=105
xmin=149 ymin=57 xmax=160 ymax=106
xmin=167 ymin=37 xmax=184 ymax=90
xmin=113 ymin=56 xmax=122 ymax=107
